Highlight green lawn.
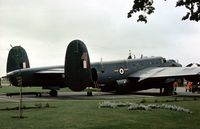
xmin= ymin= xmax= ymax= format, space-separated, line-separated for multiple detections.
xmin=0 ymin=95 xmax=199 ymax=129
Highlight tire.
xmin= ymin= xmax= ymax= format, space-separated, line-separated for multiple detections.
xmin=192 ymin=85 xmax=197 ymax=93
xmin=87 ymin=91 xmax=93 ymax=96
xmin=49 ymin=90 xmax=57 ymax=97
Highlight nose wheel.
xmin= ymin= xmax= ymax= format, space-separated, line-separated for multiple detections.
xmin=49 ymin=90 xmax=58 ymax=97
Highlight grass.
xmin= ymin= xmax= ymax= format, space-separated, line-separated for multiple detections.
xmin=0 ymin=98 xmax=200 ymax=129
xmin=0 ymin=86 xmax=47 ymax=93
xmin=0 ymin=94 xmax=200 ymax=129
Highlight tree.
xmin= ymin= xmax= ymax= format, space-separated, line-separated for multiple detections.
xmin=127 ymin=0 xmax=200 ymax=23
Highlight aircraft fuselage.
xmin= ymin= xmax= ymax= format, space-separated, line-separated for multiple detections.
xmin=7 ymin=56 xmax=181 ymax=92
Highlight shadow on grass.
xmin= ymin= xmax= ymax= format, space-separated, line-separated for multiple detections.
xmin=0 ymin=103 xmax=56 ymax=111
xmin=11 ymin=116 xmax=27 ymax=119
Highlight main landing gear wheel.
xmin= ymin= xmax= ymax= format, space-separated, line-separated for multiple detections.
xmin=163 ymin=86 xmax=173 ymax=96
xmin=87 ymin=91 xmax=93 ymax=96
xmin=49 ymin=90 xmax=58 ymax=97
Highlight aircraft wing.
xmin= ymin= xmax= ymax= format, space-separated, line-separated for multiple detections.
xmin=34 ymin=68 xmax=64 ymax=78
xmin=33 ymin=68 xmax=65 ymax=86
xmin=128 ymin=67 xmax=200 ymax=82
xmin=36 ymin=68 xmax=64 ymax=74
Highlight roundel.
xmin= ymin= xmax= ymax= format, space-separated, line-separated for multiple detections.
xmin=119 ymin=68 xmax=125 ymax=75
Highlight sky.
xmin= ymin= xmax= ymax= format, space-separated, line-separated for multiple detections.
xmin=0 ymin=0 xmax=200 ymax=77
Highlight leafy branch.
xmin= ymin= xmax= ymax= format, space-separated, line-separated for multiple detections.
xmin=128 ymin=0 xmax=200 ymax=23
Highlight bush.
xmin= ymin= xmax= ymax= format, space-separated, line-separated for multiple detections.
xmin=45 ymin=103 xmax=50 ymax=108
xmin=140 ymin=99 xmax=146 ymax=103
xmin=193 ymin=97 xmax=197 ymax=101
xmin=154 ymin=99 xmax=158 ymax=103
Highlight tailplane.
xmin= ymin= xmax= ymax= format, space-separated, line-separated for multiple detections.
xmin=7 ymin=46 xmax=30 ymax=73
xmin=65 ymin=40 xmax=93 ymax=91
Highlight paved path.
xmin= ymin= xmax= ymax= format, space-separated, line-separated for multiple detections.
xmin=0 ymin=87 xmax=200 ymax=102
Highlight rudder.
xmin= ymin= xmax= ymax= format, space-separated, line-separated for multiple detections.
xmin=65 ymin=40 xmax=93 ymax=91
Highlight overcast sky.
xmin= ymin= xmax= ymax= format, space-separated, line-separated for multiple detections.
xmin=0 ymin=0 xmax=200 ymax=76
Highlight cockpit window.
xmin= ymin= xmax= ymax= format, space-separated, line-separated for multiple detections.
xmin=168 ymin=59 xmax=176 ymax=63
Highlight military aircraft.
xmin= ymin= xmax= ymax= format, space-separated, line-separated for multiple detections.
xmin=4 ymin=40 xmax=200 ymax=96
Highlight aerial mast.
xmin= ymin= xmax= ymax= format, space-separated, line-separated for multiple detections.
xmin=128 ymin=50 xmax=132 ymax=59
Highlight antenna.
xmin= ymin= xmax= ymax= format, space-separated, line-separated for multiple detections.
xmin=141 ymin=54 xmax=143 ymax=59
xmin=100 ymin=58 xmax=104 ymax=73
xmin=100 ymin=58 xmax=103 ymax=64
xmin=128 ymin=50 xmax=132 ymax=59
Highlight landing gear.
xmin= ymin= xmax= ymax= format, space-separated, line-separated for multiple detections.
xmin=86 ymin=87 xmax=93 ymax=96
xmin=162 ymin=86 xmax=173 ymax=96
xmin=160 ymin=88 xmax=163 ymax=95
xmin=87 ymin=91 xmax=93 ymax=96
xmin=49 ymin=90 xmax=58 ymax=97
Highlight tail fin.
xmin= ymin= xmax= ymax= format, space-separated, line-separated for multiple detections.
xmin=7 ymin=46 xmax=30 ymax=73
xmin=65 ymin=40 xmax=93 ymax=91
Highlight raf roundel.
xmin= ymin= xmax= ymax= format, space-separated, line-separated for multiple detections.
xmin=119 ymin=68 xmax=125 ymax=75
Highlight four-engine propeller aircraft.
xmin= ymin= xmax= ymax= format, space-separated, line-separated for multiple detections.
xmin=4 ymin=40 xmax=200 ymax=96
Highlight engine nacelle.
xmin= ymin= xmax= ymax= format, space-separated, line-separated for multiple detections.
xmin=116 ymin=79 xmax=132 ymax=93
xmin=65 ymin=40 xmax=93 ymax=91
